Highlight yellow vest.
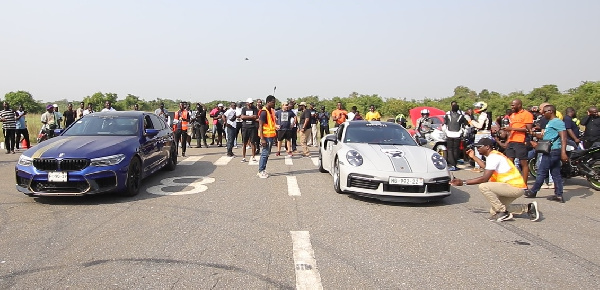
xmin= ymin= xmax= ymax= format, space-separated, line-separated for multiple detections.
xmin=488 ymin=150 xmax=527 ymax=189
xmin=262 ymin=108 xmax=276 ymax=138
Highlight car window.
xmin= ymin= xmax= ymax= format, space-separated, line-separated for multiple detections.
xmin=344 ymin=123 xmax=417 ymax=146
xmin=144 ymin=115 xmax=154 ymax=129
xmin=149 ymin=114 xmax=165 ymax=130
xmin=63 ymin=116 xmax=140 ymax=136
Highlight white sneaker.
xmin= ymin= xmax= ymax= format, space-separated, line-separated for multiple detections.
xmin=241 ymin=158 xmax=247 ymax=162
xmin=257 ymin=171 xmax=269 ymax=178
xmin=251 ymin=157 xmax=257 ymax=162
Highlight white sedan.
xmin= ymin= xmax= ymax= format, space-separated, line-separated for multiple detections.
xmin=318 ymin=121 xmax=451 ymax=202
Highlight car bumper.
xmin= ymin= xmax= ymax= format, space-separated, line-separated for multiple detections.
xmin=340 ymin=166 xmax=451 ymax=202
xmin=15 ymin=166 xmax=128 ymax=196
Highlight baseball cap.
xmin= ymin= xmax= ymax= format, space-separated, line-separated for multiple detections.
xmin=299 ymin=102 xmax=307 ymax=106
xmin=218 ymin=103 xmax=224 ymax=107
xmin=46 ymin=104 xmax=54 ymax=110
xmin=474 ymin=138 xmax=494 ymax=147
xmin=246 ymin=98 xmax=253 ymax=103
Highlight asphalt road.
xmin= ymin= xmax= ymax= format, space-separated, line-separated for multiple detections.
xmin=1 ymin=144 xmax=599 ymax=289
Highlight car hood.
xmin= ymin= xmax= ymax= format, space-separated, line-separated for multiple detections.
xmin=345 ymin=143 xmax=437 ymax=173
xmin=24 ymin=136 xmax=140 ymax=159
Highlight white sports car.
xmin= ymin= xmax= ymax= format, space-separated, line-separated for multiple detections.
xmin=318 ymin=121 xmax=451 ymax=202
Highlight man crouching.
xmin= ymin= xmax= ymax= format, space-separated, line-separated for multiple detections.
xmin=449 ymin=138 xmax=539 ymax=222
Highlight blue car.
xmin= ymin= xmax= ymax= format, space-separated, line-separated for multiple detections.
xmin=15 ymin=111 xmax=177 ymax=197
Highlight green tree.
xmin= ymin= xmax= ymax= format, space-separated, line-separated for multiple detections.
xmin=4 ymin=91 xmax=44 ymax=113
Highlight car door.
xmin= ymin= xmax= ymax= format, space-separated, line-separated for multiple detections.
xmin=149 ymin=114 xmax=170 ymax=166
xmin=140 ymin=114 xmax=161 ymax=175
xmin=323 ymin=123 xmax=345 ymax=172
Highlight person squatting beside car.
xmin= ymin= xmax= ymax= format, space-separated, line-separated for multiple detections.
xmin=450 ymin=138 xmax=539 ymax=222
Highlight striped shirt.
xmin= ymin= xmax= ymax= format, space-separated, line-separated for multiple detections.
xmin=0 ymin=110 xmax=16 ymax=129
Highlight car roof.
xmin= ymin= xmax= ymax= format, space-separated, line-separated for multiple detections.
xmin=346 ymin=120 xmax=401 ymax=127
xmin=87 ymin=111 xmax=148 ymax=117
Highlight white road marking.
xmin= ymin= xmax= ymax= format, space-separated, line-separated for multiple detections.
xmin=147 ymin=176 xmax=215 ymax=196
xmin=214 ymin=156 xmax=234 ymax=166
xmin=179 ymin=156 xmax=204 ymax=165
xmin=287 ymin=176 xmax=301 ymax=196
xmin=290 ymin=231 xmax=323 ymax=290
xmin=285 ymin=156 xmax=294 ymax=165
xmin=311 ymin=157 xmax=319 ymax=167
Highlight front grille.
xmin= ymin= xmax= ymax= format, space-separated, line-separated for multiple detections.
xmin=383 ymin=184 xmax=425 ymax=193
xmin=33 ymin=158 xmax=90 ymax=171
xmin=348 ymin=175 xmax=380 ymax=190
xmin=31 ymin=181 xmax=89 ymax=193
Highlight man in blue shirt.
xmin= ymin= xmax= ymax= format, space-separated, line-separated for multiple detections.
xmin=15 ymin=105 xmax=30 ymax=149
xmin=525 ymin=105 xmax=568 ymax=202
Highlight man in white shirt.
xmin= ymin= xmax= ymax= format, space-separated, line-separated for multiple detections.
xmin=101 ymin=101 xmax=116 ymax=112
xmin=223 ymin=102 xmax=237 ymax=157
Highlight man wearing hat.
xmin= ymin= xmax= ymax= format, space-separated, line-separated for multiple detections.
xmin=52 ymin=104 xmax=63 ymax=129
xmin=240 ymin=98 xmax=259 ymax=162
xmin=41 ymin=105 xmax=60 ymax=139
xmin=450 ymin=138 xmax=539 ymax=222
xmin=297 ymin=102 xmax=312 ymax=157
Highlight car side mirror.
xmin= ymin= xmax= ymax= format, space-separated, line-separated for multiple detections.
xmin=324 ymin=135 xmax=338 ymax=147
xmin=145 ymin=129 xmax=160 ymax=137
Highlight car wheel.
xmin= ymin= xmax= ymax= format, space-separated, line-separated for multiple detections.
xmin=318 ymin=148 xmax=327 ymax=173
xmin=165 ymin=145 xmax=177 ymax=171
xmin=333 ymin=157 xmax=343 ymax=194
xmin=124 ymin=157 xmax=142 ymax=197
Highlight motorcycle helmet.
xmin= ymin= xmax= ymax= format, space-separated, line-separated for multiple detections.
xmin=420 ymin=109 xmax=430 ymax=115
xmin=473 ymin=101 xmax=488 ymax=113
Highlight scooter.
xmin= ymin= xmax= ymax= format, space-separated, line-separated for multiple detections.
xmin=528 ymin=142 xmax=600 ymax=191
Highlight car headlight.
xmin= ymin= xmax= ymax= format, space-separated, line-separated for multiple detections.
xmin=90 ymin=154 xmax=126 ymax=167
xmin=431 ymin=153 xmax=447 ymax=170
xmin=346 ymin=150 xmax=363 ymax=166
xmin=17 ymin=155 xmax=33 ymax=167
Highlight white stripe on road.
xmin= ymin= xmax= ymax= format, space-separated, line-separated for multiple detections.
xmin=290 ymin=231 xmax=323 ymax=290
xmin=285 ymin=156 xmax=294 ymax=165
xmin=179 ymin=156 xmax=204 ymax=165
xmin=214 ymin=156 xmax=234 ymax=166
xmin=287 ymin=176 xmax=301 ymax=196
xmin=311 ymin=157 xmax=318 ymax=167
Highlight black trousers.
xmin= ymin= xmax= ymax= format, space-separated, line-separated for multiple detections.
xmin=3 ymin=129 xmax=16 ymax=152
xmin=15 ymin=129 xmax=30 ymax=149
xmin=446 ymin=137 xmax=461 ymax=167
xmin=291 ymin=128 xmax=297 ymax=150
xmin=195 ymin=125 xmax=208 ymax=147
xmin=320 ymin=125 xmax=330 ymax=138
xmin=174 ymin=129 xmax=188 ymax=154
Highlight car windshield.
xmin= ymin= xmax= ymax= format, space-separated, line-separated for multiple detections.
xmin=344 ymin=123 xmax=417 ymax=146
xmin=62 ymin=116 xmax=140 ymax=136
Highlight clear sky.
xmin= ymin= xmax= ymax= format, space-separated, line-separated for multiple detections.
xmin=1 ymin=0 xmax=598 ymax=104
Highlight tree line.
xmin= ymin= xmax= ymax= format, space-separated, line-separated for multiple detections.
xmin=3 ymin=81 xmax=599 ymax=120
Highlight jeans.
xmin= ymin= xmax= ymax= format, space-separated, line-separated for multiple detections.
xmin=531 ymin=149 xmax=563 ymax=196
xmin=536 ymin=152 xmax=553 ymax=185
xmin=226 ymin=126 xmax=236 ymax=155
xmin=258 ymin=137 xmax=274 ymax=172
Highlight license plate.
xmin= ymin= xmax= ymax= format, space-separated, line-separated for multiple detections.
xmin=48 ymin=171 xmax=67 ymax=182
xmin=389 ymin=177 xmax=423 ymax=186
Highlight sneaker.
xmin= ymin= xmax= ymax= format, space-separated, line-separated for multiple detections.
xmin=527 ymin=201 xmax=540 ymax=222
xmin=547 ymin=195 xmax=564 ymax=203
xmin=257 ymin=171 xmax=269 ymax=178
xmin=524 ymin=189 xmax=536 ymax=198
xmin=241 ymin=158 xmax=247 ymax=162
xmin=448 ymin=166 xmax=458 ymax=171
xmin=495 ymin=211 xmax=513 ymax=222
xmin=251 ymin=157 xmax=257 ymax=162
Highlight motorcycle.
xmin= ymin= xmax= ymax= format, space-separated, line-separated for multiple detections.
xmin=416 ymin=121 xmax=447 ymax=157
xmin=528 ymin=142 xmax=600 ymax=191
